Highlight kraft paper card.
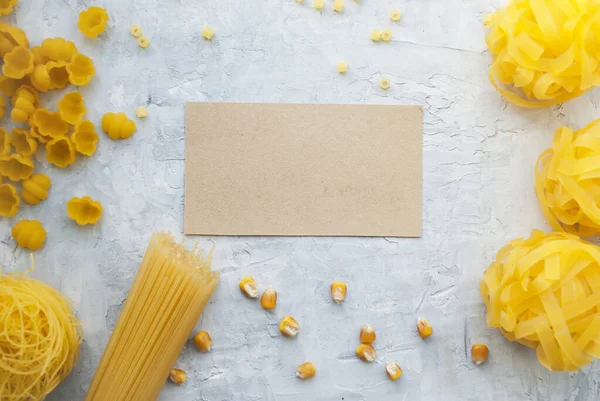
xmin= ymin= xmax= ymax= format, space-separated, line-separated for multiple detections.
xmin=184 ymin=102 xmax=423 ymax=237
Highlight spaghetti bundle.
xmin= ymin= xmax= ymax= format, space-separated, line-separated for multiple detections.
xmin=85 ymin=232 xmax=219 ymax=401
xmin=485 ymin=0 xmax=600 ymax=108
xmin=0 ymin=270 xmax=82 ymax=401
xmin=535 ymin=120 xmax=600 ymax=237
xmin=481 ymin=230 xmax=600 ymax=371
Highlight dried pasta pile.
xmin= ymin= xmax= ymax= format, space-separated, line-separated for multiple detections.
xmin=0 ymin=270 xmax=82 ymax=400
xmin=481 ymin=230 xmax=600 ymax=371
xmin=85 ymin=232 xmax=219 ymax=401
xmin=485 ymin=0 xmax=600 ymax=107
xmin=535 ymin=119 xmax=600 ymax=237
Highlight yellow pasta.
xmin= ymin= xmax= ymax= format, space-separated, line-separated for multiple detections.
xmin=535 ymin=120 xmax=600 ymax=237
xmin=485 ymin=0 xmax=600 ymax=108
xmin=85 ymin=232 xmax=219 ymax=401
xmin=0 ymin=267 xmax=82 ymax=400
xmin=481 ymin=230 xmax=600 ymax=371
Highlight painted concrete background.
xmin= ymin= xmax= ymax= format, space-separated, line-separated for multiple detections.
xmin=1 ymin=0 xmax=600 ymax=400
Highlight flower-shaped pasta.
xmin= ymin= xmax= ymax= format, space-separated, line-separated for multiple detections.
xmin=101 ymin=112 xmax=136 ymax=139
xmin=0 ymin=23 xmax=28 ymax=56
xmin=40 ymin=37 xmax=77 ymax=62
xmin=47 ymin=60 xmax=69 ymax=89
xmin=2 ymin=46 xmax=34 ymax=79
xmin=0 ymin=0 xmax=17 ymax=16
xmin=21 ymin=174 xmax=50 ymax=205
xmin=30 ymin=64 xmax=51 ymax=92
xmin=11 ymin=128 xmax=37 ymax=156
xmin=72 ymin=120 xmax=98 ymax=156
xmin=31 ymin=109 xmax=68 ymax=138
xmin=67 ymin=196 xmax=102 ymax=225
xmin=78 ymin=6 xmax=108 ymax=39
xmin=46 ymin=136 xmax=76 ymax=168
xmin=0 ymin=128 xmax=10 ymax=155
xmin=0 ymin=182 xmax=19 ymax=216
xmin=66 ymin=53 xmax=94 ymax=86
xmin=29 ymin=126 xmax=52 ymax=144
xmin=31 ymin=46 xmax=48 ymax=64
xmin=11 ymin=85 xmax=39 ymax=122
xmin=0 ymin=153 xmax=33 ymax=181
xmin=58 ymin=92 xmax=86 ymax=124
xmin=0 ymin=75 xmax=28 ymax=96
xmin=12 ymin=220 xmax=46 ymax=250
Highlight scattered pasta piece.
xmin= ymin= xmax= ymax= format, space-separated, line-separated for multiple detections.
xmin=0 ymin=22 xmax=29 ymax=56
xmin=78 ymin=6 xmax=109 ymax=38
xmin=0 ymin=154 xmax=33 ymax=181
xmin=71 ymin=120 xmax=99 ymax=156
xmin=482 ymin=230 xmax=600 ymax=371
xmin=0 ymin=182 xmax=19 ymax=216
xmin=11 ymin=128 xmax=37 ymax=156
xmin=102 ymin=112 xmax=136 ymax=139
xmin=381 ymin=29 xmax=392 ymax=42
xmin=130 ymin=24 xmax=143 ymax=38
xmin=46 ymin=136 xmax=76 ymax=168
xmin=390 ymin=10 xmax=401 ymax=21
xmin=67 ymin=53 xmax=95 ymax=86
xmin=30 ymin=45 xmax=48 ymax=64
xmin=333 ymin=0 xmax=343 ymax=12
xmin=12 ymin=219 xmax=46 ymax=250
xmin=3 ymin=46 xmax=34 ymax=79
xmin=202 ymin=27 xmax=214 ymax=40
xmin=58 ymin=92 xmax=86 ymax=125
xmin=29 ymin=126 xmax=53 ymax=144
xmin=337 ymin=61 xmax=348 ymax=73
xmin=21 ymin=174 xmax=51 ymax=205
xmin=380 ymin=78 xmax=390 ymax=89
xmin=47 ymin=60 xmax=70 ymax=89
xmin=313 ymin=0 xmax=323 ymax=9
xmin=30 ymin=64 xmax=51 ymax=92
xmin=0 ymin=128 xmax=10 ymax=155
xmin=11 ymin=85 xmax=39 ymax=123
xmin=370 ymin=29 xmax=381 ymax=41
xmin=32 ymin=108 xmax=68 ymax=138
xmin=67 ymin=196 xmax=103 ymax=225
xmin=137 ymin=36 xmax=150 ymax=49
xmin=297 ymin=0 xmax=303 ymax=3
xmin=40 ymin=37 xmax=77 ymax=62
xmin=0 ymin=0 xmax=17 ymax=16
xmin=0 ymin=75 xmax=27 ymax=97
xmin=136 ymin=106 xmax=148 ymax=118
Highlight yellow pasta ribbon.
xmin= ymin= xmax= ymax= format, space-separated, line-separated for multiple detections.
xmin=535 ymin=120 xmax=600 ymax=236
xmin=485 ymin=0 xmax=600 ymax=107
xmin=481 ymin=230 xmax=600 ymax=371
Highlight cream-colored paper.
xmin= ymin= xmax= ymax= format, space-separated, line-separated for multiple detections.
xmin=184 ymin=102 xmax=422 ymax=237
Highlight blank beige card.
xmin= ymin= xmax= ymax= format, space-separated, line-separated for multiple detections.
xmin=184 ymin=102 xmax=423 ymax=237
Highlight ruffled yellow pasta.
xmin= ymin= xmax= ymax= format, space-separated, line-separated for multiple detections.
xmin=481 ymin=230 xmax=600 ymax=371
xmin=0 ymin=268 xmax=82 ymax=400
xmin=535 ymin=119 xmax=600 ymax=236
xmin=485 ymin=0 xmax=600 ymax=108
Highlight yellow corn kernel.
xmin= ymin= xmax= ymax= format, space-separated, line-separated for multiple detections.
xmin=471 ymin=343 xmax=489 ymax=365
xmin=356 ymin=343 xmax=376 ymax=362
xmin=260 ymin=288 xmax=277 ymax=309
xmin=359 ymin=324 xmax=376 ymax=344
xmin=380 ymin=78 xmax=390 ymax=89
xmin=137 ymin=36 xmax=150 ymax=48
xmin=130 ymin=24 xmax=143 ymax=37
xmin=313 ymin=0 xmax=324 ymax=9
xmin=330 ymin=281 xmax=347 ymax=304
xmin=202 ymin=26 xmax=214 ymax=40
xmin=136 ymin=106 xmax=148 ymax=118
xmin=239 ymin=276 xmax=259 ymax=298
xmin=385 ymin=361 xmax=402 ymax=380
xmin=169 ymin=368 xmax=186 ymax=385
xmin=193 ymin=330 xmax=212 ymax=352
xmin=390 ymin=10 xmax=401 ymax=21
xmin=381 ymin=29 xmax=392 ymax=41
xmin=370 ymin=29 xmax=381 ymax=41
xmin=417 ymin=317 xmax=432 ymax=338
xmin=279 ymin=315 xmax=300 ymax=337
xmin=333 ymin=0 xmax=343 ymax=12
xmin=296 ymin=362 xmax=316 ymax=379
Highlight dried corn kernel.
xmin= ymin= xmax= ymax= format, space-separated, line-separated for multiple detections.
xmin=72 ymin=120 xmax=99 ymax=156
xmin=471 ymin=344 xmax=489 ymax=365
xmin=370 ymin=29 xmax=381 ymax=41
xmin=193 ymin=330 xmax=212 ymax=352
xmin=417 ymin=317 xmax=432 ymax=338
xmin=136 ymin=106 xmax=148 ymax=118
xmin=202 ymin=27 xmax=214 ymax=40
xmin=78 ymin=6 xmax=109 ymax=38
xmin=58 ymin=92 xmax=86 ymax=125
xmin=381 ymin=29 xmax=392 ymax=42
xmin=379 ymin=78 xmax=390 ymax=89
xmin=169 ymin=368 xmax=186 ymax=385
xmin=239 ymin=276 xmax=259 ymax=298
xmin=333 ymin=0 xmax=343 ymax=12
xmin=130 ymin=24 xmax=143 ymax=38
xmin=356 ymin=343 xmax=376 ymax=362
xmin=21 ymin=174 xmax=50 ymax=205
xmin=337 ymin=62 xmax=347 ymax=73
xmin=12 ymin=220 xmax=46 ymax=250
xmin=279 ymin=316 xmax=299 ymax=337
xmin=296 ymin=362 xmax=316 ymax=379
xmin=0 ymin=154 xmax=33 ymax=181
xmin=67 ymin=196 xmax=103 ymax=225
xmin=0 ymin=182 xmax=19 ymax=217
xmin=390 ymin=10 xmax=401 ymax=21
xmin=260 ymin=288 xmax=277 ymax=309
xmin=313 ymin=0 xmax=323 ymax=9
xmin=3 ymin=46 xmax=34 ymax=79
xmin=385 ymin=361 xmax=402 ymax=380
xmin=11 ymin=128 xmax=37 ymax=157
xmin=67 ymin=53 xmax=95 ymax=86
xmin=359 ymin=324 xmax=376 ymax=344
xmin=137 ymin=36 xmax=150 ymax=48
xmin=46 ymin=136 xmax=76 ymax=168
xmin=330 ymin=281 xmax=346 ymax=304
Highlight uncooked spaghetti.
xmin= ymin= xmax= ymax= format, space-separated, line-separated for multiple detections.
xmin=85 ymin=232 xmax=219 ymax=401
